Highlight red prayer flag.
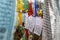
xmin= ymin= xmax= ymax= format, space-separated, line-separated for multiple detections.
xmin=26 ymin=29 xmax=28 ymax=40
xmin=28 ymin=0 xmax=33 ymax=17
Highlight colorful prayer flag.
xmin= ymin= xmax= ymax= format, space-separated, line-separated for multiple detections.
xmin=23 ymin=0 xmax=28 ymax=10
xmin=17 ymin=0 xmax=24 ymax=25
xmin=0 ymin=0 xmax=15 ymax=40
xmin=23 ymin=32 xmax=26 ymax=40
xmin=35 ymin=0 xmax=38 ymax=16
xmin=28 ymin=0 xmax=33 ymax=17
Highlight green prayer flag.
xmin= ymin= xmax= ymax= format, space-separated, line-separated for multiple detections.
xmin=23 ymin=0 xmax=28 ymax=10
xmin=23 ymin=32 xmax=26 ymax=40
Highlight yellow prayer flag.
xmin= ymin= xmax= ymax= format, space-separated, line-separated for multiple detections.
xmin=16 ymin=0 xmax=24 ymax=25
xmin=38 ymin=10 xmax=43 ymax=16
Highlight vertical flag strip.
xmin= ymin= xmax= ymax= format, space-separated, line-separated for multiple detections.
xmin=23 ymin=32 xmax=26 ymax=40
xmin=17 ymin=0 xmax=24 ymax=25
xmin=24 ymin=13 xmax=29 ymax=40
xmin=18 ymin=12 xmax=23 ymax=25
xmin=25 ymin=0 xmax=34 ymax=40
xmin=28 ymin=0 xmax=33 ymax=17
xmin=42 ymin=0 xmax=52 ymax=40
xmin=19 ymin=0 xmax=24 ymax=26
xmin=26 ymin=29 xmax=29 ymax=40
xmin=23 ymin=0 xmax=28 ymax=11
xmin=0 ymin=0 xmax=15 ymax=40
xmin=35 ymin=0 xmax=38 ymax=16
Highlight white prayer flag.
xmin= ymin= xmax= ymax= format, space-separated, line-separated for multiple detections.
xmin=34 ymin=17 xmax=43 ymax=36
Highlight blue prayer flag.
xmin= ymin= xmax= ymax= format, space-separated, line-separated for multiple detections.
xmin=0 ymin=0 xmax=15 ymax=40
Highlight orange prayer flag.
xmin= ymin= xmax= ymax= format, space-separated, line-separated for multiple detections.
xmin=18 ymin=12 xmax=22 ymax=25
